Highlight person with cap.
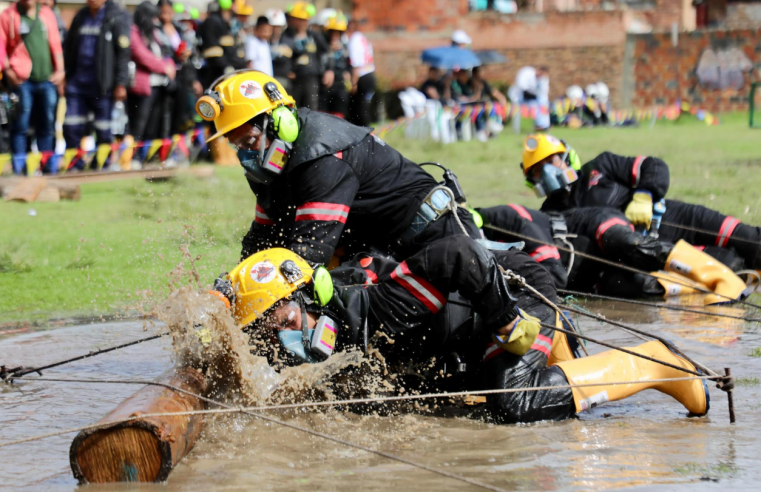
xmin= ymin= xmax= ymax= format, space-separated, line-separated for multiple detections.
xmin=196 ymin=0 xmax=247 ymax=89
xmin=62 ymin=0 xmax=130 ymax=169
xmin=319 ymin=11 xmax=350 ymax=119
xmin=345 ymin=18 xmax=375 ymax=127
xmin=205 ymin=238 xmax=712 ymax=423
xmin=195 ymin=70 xmax=486 ymax=266
xmin=245 ymin=15 xmax=272 ymax=75
xmin=508 ymin=65 xmax=550 ymax=132
xmin=488 ymin=133 xmax=753 ymax=303
xmin=582 ymin=82 xmax=610 ymax=126
xmin=279 ymin=1 xmax=327 ymax=111
xmin=264 ymin=8 xmax=290 ymax=91
xmin=451 ymin=29 xmax=471 ymax=48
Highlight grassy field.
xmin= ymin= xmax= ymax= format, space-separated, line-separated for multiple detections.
xmin=1 ymin=113 xmax=760 ymax=323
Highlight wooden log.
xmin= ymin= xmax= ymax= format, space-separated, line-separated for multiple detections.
xmin=69 ymin=368 xmax=207 ymax=483
xmin=3 ymin=177 xmax=46 ymax=202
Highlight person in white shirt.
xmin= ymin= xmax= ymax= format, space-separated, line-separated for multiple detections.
xmin=346 ymin=18 xmax=376 ymax=127
xmin=245 ymin=16 xmax=274 ymax=76
xmin=508 ymin=65 xmax=550 ymax=132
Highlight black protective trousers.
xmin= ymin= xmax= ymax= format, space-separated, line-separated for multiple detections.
xmin=660 ymin=200 xmax=761 ymax=270
xmin=360 ymin=236 xmax=576 ymax=423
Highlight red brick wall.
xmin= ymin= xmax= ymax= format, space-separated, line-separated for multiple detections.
xmin=353 ymin=0 xmax=469 ymax=32
xmin=368 ymin=9 xmax=628 ymax=106
xmin=629 ymin=29 xmax=761 ymax=112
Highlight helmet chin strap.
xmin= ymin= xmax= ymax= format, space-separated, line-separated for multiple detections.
xmin=259 ymin=115 xmax=269 ymax=169
xmin=297 ymin=291 xmax=312 ymax=352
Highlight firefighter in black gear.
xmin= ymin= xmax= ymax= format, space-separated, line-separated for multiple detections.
xmin=523 ymin=134 xmax=761 ymax=272
xmin=280 ymin=2 xmax=328 ymax=110
xmin=210 ymin=235 xmax=711 ymax=423
xmin=508 ymin=134 xmax=750 ymax=303
xmin=197 ymin=0 xmax=247 ymax=89
xmin=319 ymin=13 xmax=351 ymax=119
xmin=195 ymin=70 xmax=480 ymax=267
xmin=475 ymin=204 xmax=747 ymax=301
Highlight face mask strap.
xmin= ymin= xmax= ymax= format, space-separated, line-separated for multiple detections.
xmin=259 ymin=115 xmax=269 ymax=168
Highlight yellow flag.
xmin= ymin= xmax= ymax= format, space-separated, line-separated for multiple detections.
xmin=705 ymin=114 xmax=714 ymax=126
xmin=61 ymin=148 xmax=79 ymax=173
xmin=95 ymin=144 xmax=112 ymax=169
xmin=146 ymin=139 xmax=163 ymax=161
xmin=26 ymin=153 xmax=42 ymax=176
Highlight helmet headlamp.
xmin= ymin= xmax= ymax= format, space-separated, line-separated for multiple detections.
xmin=196 ymin=94 xmax=222 ymax=121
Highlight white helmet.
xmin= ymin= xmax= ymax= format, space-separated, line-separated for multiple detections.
xmin=452 ymin=29 xmax=472 ymax=46
xmin=265 ymin=8 xmax=287 ymax=27
xmin=314 ymin=8 xmax=337 ymax=26
xmin=596 ymin=82 xmax=610 ymax=103
xmin=585 ymin=84 xmax=599 ymax=99
xmin=566 ymin=85 xmax=583 ymax=105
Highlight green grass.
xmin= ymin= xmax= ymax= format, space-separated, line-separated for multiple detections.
xmin=1 ymin=113 xmax=760 ymax=322
xmin=748 ymin=348 xmax=761 ymax=358
xmin=734 ymin=376 xmax=760 ymax=386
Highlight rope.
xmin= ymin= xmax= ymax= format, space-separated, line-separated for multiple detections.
xmin=483 ymin=223 xmax=761 ymax=310
xmin=661 ymin=221 xmax=761 ymax=247
xmin=1 ymin=332 xmax=170 ymax=381
xmin=502 ymin=270 xmax=593 ymax=354
xmin=555 ymin=303 xmax=719 ymax=377
xmin=558 ymin=288 xmax=761 ymax=323
xmin=1 ymin=374 xmax=718 ymax=449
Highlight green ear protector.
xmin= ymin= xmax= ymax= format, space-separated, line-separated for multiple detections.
xmin=264 ymin=82 xmax=299 ymax=144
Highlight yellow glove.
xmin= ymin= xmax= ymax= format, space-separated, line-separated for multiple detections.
xmin=492 ymin=309 xmax=541 ymax=356
xmin=625 ymin=191 xmax=653 ymax=229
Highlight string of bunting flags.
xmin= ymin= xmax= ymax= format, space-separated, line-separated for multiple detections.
xmin=0 ymin=127 xmax=210 ymax=176
xmin=373 ymin=100 xmax=720 ymax=138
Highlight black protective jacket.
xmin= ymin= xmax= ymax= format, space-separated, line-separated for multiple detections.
xmin=197 ymin=12 xmax=246 ymax=87
xmin=64 ymin=1 xmax=131 ymax=95
xmin=541 ymin=152 xmax=670 ymax=214
xmin=280 ymin=28 xmax=327 ymax=78
xmin=241 ymin=109 xmax=438 ymax=264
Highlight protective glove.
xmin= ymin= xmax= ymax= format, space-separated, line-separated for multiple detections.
xmin=625 ymin=191 xmax=653 ymax=229
xmin=469 ymin=208 xmax=484 ymax=229
xmin=492 ymin=309 xmax=541 ymax=356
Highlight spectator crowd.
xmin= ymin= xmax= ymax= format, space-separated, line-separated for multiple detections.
xmin=0 ymin=0 xmax=376 ymax=173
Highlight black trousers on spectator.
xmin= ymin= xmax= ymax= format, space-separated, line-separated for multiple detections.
xmin=320 ymin=81 xmax=349 ymax=117
xmin=290 ymin=74 xmax=320 ymax=111
xmin=348 ymin=72 xmax=376 ymax=127
xmin=127 ymin=91 xmax=157 ymax=143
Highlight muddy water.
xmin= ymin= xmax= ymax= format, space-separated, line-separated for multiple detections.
xmin=2 ymin=300 xmax=761 ymax=491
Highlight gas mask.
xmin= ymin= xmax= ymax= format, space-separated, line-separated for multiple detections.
xmin=270 ymin=265 xmax=338 ymax=366
xmin=529 ymin=164 xmax=579 ymax=198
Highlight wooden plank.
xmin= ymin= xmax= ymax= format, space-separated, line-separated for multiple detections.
xmin=3 ymin=177 xmax=47 ymax=202
xmin=70 ymin=368 xmax=207 ymax=483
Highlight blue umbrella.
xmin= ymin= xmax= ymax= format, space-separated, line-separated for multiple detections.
xmin=421 ymin=47 xmax=482 ymax=70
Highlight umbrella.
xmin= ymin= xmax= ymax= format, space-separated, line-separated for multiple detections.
xmin=475 ymin=50 xmax=509 ymax=65
xmin=421 ymin=47 xmax=482 ymax=70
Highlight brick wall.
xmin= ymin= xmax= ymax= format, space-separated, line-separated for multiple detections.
xmin=627 ymin=29 xmax=761 ymax=112
xmin=369 ymin=9 xmax=628 ymax=106
xmin=353 ymin=0 xmax=469 ymax=32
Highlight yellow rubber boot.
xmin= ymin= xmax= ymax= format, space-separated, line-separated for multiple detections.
xmin=555 ymin=340 xmax=709 ymax=416
xmin=547 ymin=313 xmax=577 ymax=366
xmin=665 ymin=240 xmax=750 ymax=305
xmin=652 ymin=271 xmax=705 ymax=297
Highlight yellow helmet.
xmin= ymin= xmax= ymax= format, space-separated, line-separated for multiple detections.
xmin=521 ymin=134 xmax=567 ymax=176
xmin=324 ymin=12 xmax=347 ymax=31
xmin=228 ymin=248 xmax=314 ymax=328
xmin=195 ymin=70 xmax=295 ymax=142
xmin=233 ymin=0 xmax=254 ymax=16
xmin=287 ymin=2 xmax=316 ymax=20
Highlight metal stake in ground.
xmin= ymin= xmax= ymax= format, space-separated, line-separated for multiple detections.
xmin=725 ymin=367 xmax=736 ymax=424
